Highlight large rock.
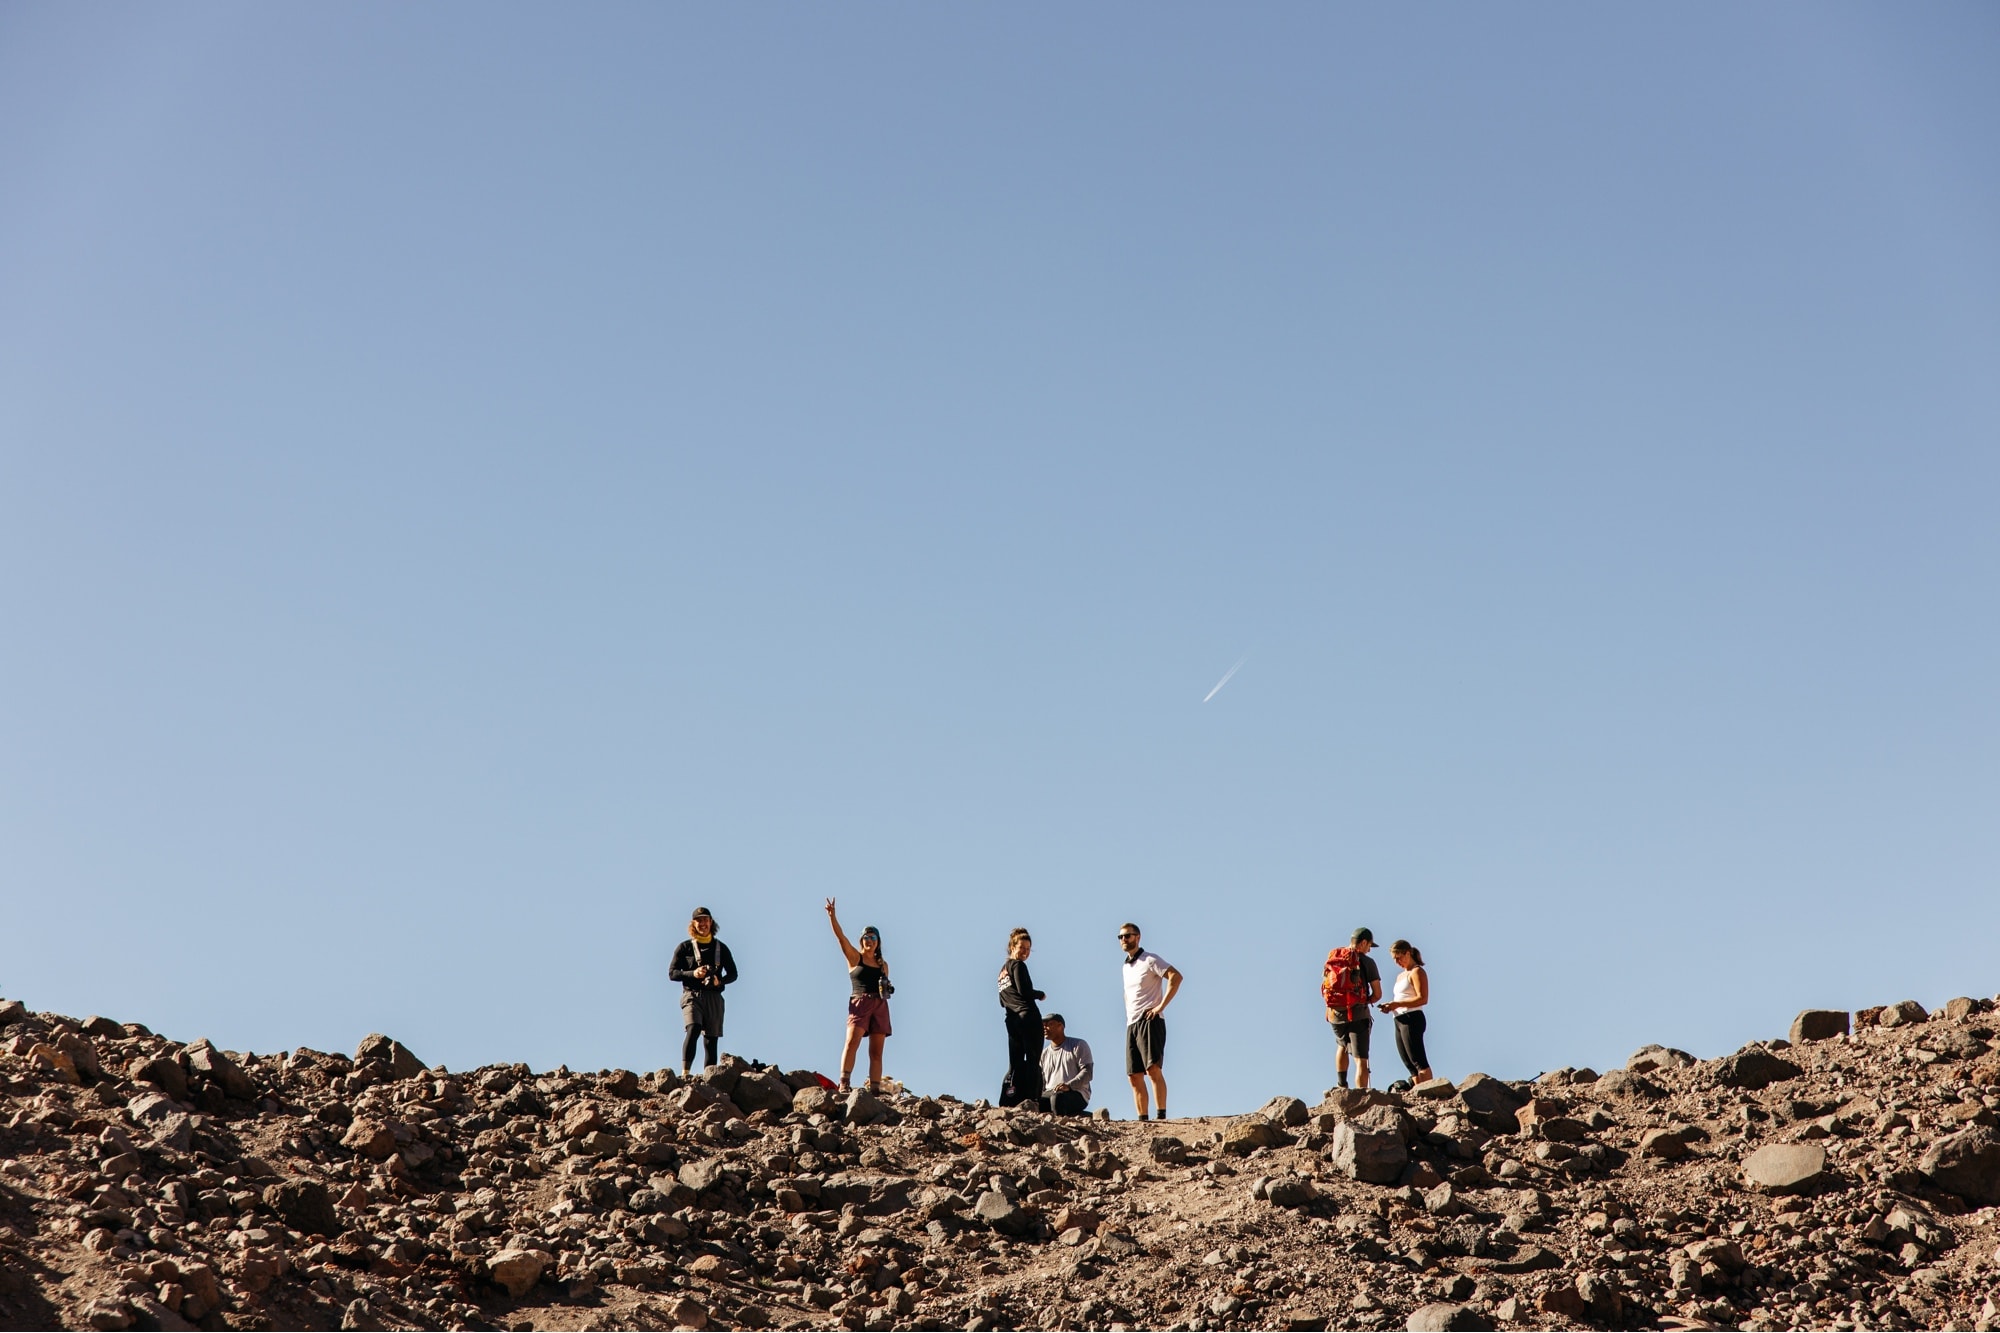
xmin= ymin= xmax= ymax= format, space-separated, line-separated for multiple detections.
xmin=354 ymin=1033 xmax=426 ymax=1080
xmin=131 ymin=1056 xmax=188 ymax=1100
xmin=1790 ymin=1010 xmax=1850 ymax=1044
xmin=1592 ymin=1069 xmax=1663 ymax=1099
xmin=1942 ymin=996 xmax=1984 ymax=1022
xmin=1920 ymin=1125 xmax=2000 ymax=1205
xmin=1713 ymin=1048 xmax=1802 ymax=1091
xmin=0 ymin=999 xmax=26 ymax=1026
xmin=485 ymin=1248 xmax=546 ymax=1299
xmin=1407 ymin=1303 xmax=1493 ymax=1332
xmin=679 ymin=1159 xmax=743 ymax=1195
xmin=1456 ymin=1073 xmax=1529 ymax=1131
xmin=185 ymin=1042 xmax=258 ymax=1100
xmin=1627 ymin=1045 xmax=1694 ymax=1074
xmin=732 ymin=1070 xmax=794 ymax=1115
xmin=1318 ymin=1088 xmax=1398 ymax=1117
xmin=845 ymin=1088 xmax=891 ymax=1126
xmin=262 ymin=1179 xmax=339 ymax=1237
xmin=1743 ymin=1143 xmax=1826 ymax=1193
xmin=1220 ymin=1116 xmax=1294 ymax=1155
xmin=973 ymin=1189 xmax=1036 ymax=1237
xmin=699 ymin=1056 xmax=746 ymax=1095
xmin=1258 ymin=1096 xmax=1309 ymax=1127
xmin=340 ymin=1118 xmax=397 ymax=1160
xmin=1877 ymin=1000 xmax=1928 ymax=1028
xmin=1263 ymin=1174 xmax=1317 ymax=1208
xmin=1329 ymin=1121 xmax=1408 ymax=1184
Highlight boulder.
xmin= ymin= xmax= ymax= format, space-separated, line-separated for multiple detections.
xmin=131 ymin=1056 xmax=188 ymax=1100
xmin=1742 ymin=1143 xmax=1826 ymax=1193
xmin=1407 ymin=1303 xmax=1493 ymax=1332
xmin=973 ymin=1189 xmax=1036 ymax=1237
xmin=485 ymin=1248 xmax=546 ymax=1299
xmin=1259 ymin=1096 xmax=1310 ymax=1127
xmin=845 ymin=1088 xmax=891 ymax=1127
xmin=1919 ymin=1125 xmax=2000 ymax=1205
xmin=1627 ymin=1045 xmax=1694 ymax=1074
xmin=340 ymin=1118 xmax=397 ymax=1160
xmin=1319 ymin=1087 xmax=1397 ymax=1117
xmin=53 ymin=1034 xmax=102 ymax=1080
xmin=678 ymin=1159 xmax=742 ymax=1195
xmin=1220 ymin=1116 xmax=1294 ymax=1155
xmin=353 ymin=1034 xmax=426 ymax=1080
xmin=1411 ymin=1078 xmax=1457 ymax=1100
xmin=1790 ymin=1010 xmax=1850 ymax=1044
xmin=1639 ymin=1127 xmax=1691 ymax=1160
xmin=732 ymin=1070 xmax=794 ymax=1115
xmin=185 ymin=1042 xmax=258 ymax=1100
xmin=1593 ymin=1069 xmax=1663 ymax=1099
xmin=1714 ymin=1048 xmax=1803 ymax=1091
xmin=1456 ymin=1073 xmax=1529 ymax=1131
xmin=1263 ymin=1175 xmax=1317 ymax=1208
xmin=1877 ymin=1000 xmax=1928 ymax=1029
xmin=1329 ymin=1121 xmax=1408 ymax=1184
xmin=1942 ymin=996 xmax=1984 ymax=1022
xmin=662 ymin=1295 xmax=709 ymax=1331
xmin=262 ymin=1179 xmax=339 ymax=1237
xmin=792 ymin=1085 xmax=837 ymax=1118
xmin=560 ymin=1103 xmax=604 ymax=1139
xmin=699 ymin=1056 xmax=746 ymax=1095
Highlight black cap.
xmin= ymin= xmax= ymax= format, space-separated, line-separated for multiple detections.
xmin=692 ymin=906 xmax=714 ymax=920
xmin=1352 ymin=927 xmax=1375 ymax=945
xmin=1044 ymin=1013 xmax=1065 ymax=1025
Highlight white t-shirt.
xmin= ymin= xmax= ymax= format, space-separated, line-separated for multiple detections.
xmin=1393 ymin=967 xmax=1424 ymax=1009
xmin=1122 ymin=948 xmax=1175 ymax=1024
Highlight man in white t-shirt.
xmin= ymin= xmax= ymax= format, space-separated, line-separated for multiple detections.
xmin=1118 ymin=922 xmax=1183 ymax=1120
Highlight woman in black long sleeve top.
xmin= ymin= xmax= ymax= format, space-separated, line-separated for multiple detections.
xmin=998 ymin=927 xmax=1046 ymax=1106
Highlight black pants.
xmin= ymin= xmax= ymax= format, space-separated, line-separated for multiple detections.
xmin=1038 ymin=1089 xmax=1087 ymax=1116
xmin=681 ymin=990 xmax=724 ymax=1069
xmin=1001 ymin=1011 xmax=1044 ymax=1106
xmin=1394 ymin=1010 xmax=1429 ymax=1077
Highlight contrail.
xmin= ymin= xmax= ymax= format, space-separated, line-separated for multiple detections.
xmin=1202 ymin=656 xmax=1248 ymax=703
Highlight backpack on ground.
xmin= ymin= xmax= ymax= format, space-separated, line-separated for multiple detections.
xmin=1322 ymin=946 xmax=1368 ymax=1018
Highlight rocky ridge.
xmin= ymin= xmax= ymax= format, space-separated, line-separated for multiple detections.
xmin=2 ymin=993 xmax=1999 ymax=1332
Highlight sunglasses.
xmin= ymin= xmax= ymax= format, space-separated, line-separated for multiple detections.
xmin=1117 ymin=931 xmax=1137 ymax=940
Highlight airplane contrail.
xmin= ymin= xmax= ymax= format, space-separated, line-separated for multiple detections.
xmin=1202 ymin=656 xmax=1248 ymax=703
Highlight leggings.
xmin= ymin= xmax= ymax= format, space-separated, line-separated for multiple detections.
xmin=1394 ymin=1010 xmax=1430 ymax=1077
xmin=1002 ymin=1011 xmax=1045 ymax=1106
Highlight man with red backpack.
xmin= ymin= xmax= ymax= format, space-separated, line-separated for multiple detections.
xmin=1322 ymin=927 xmax=1383 ymax=1090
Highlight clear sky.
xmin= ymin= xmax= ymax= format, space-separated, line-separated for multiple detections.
xmin=3 ymin=6 xmax=1996 ymax=1117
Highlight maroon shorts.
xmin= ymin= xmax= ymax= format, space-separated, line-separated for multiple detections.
xmin=847 ymin=995 xmax=892 ymax=1037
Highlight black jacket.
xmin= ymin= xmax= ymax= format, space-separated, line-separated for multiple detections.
xmin=670 ymin=938 xmax=738 ymax=993
xmin=998 ymin=957 xmax=1043 ymax=1020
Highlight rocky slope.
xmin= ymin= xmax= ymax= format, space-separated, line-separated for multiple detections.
xmin=2 ymin=993 xmax=1999 ymax=1333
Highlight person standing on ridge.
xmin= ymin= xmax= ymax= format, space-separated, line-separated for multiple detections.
xmin=997 ymin=927 xmax=1046 ymax=1107
xmin=1378 ymin=938 xmax=1432 ymax=1090
xmin=825 ymin=898 xmax=893 ymax=1094
xmin=1118 ymin=922 xmax=1182 ymax=1120
xmin=668 ymin=906 xmax=738 ymax=1078
xmin=1323 ymin=926 xmax=1382 ymax=1090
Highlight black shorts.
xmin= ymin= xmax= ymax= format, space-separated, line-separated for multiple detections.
xmin=1331 ymin=1011 xmax=1372 ymax=1060
xmin=681 ymin=989 xmax=725 ymax=1038
xmin=1126 ymin=1016 xmax=1167 ymax=1074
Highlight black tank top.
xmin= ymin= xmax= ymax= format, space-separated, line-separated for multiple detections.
xmin=850 ymin=961 xmax=887 ymax=998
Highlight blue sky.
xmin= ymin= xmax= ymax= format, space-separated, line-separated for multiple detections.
xmin=3 ymin=6 xmax=1996 ymax=1116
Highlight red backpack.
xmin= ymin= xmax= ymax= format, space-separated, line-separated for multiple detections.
xmin=1322 ymin=947 xmax=1368 ymax=1018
